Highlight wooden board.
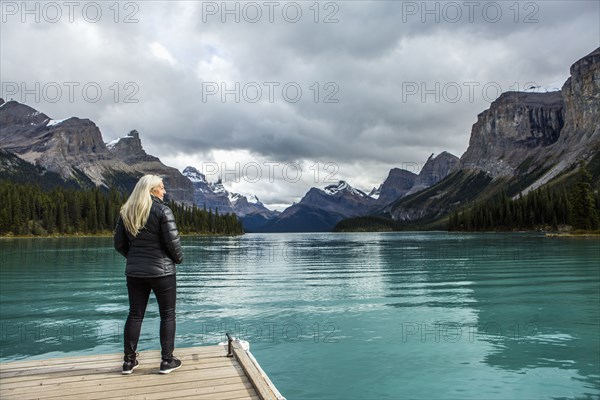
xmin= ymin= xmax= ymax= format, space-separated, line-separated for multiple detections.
xmin=0 ymin=345 xmax=271 ymax=400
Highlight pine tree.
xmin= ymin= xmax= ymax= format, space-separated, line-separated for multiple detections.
xmin=571 ymin=162 xmax=599 ymax=230
xmin=0 ymin=181 xmax=244 ymax=236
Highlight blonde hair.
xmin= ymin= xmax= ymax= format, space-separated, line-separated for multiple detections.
xmin=120 ymin=175 xmax=164 ymax=237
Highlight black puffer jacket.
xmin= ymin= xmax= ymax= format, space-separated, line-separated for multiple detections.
xmin=114 ymin=196 xmax=183 ymax=277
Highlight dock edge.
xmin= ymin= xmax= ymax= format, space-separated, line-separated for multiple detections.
xmin=224 ymin=338 xmax=286 ymax=400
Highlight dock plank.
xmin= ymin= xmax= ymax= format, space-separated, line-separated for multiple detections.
xmin=2 ymin=364 xmax=246 ymax=399
xmin=0 ymin=350 xmax=227 ymax=380
xmin=0 ymin=356 xmax=232 ymax=388
xmin=0 ymin=345 xmax=282 ymax=400
xmin=0 ymin=346 xmax=224 ymax=371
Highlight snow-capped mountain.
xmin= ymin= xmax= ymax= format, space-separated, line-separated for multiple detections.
xmin=258 ymin=180 xmax=375 ymax=232
xmin=182 ymin=166 xmax=206 ymax=184
xmin=255 ymin=152 xmax=461 ymax=232
xmin=323 ymin=180 xmax=368 ymax=196
xmin=181 ymin=166 xmax=279 ymax=231
xmin=182 ymin=166 xmax=234 ymax=214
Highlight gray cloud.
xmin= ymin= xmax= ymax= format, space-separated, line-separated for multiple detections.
xmin=1 ymin=0 xmax=598 ymax=209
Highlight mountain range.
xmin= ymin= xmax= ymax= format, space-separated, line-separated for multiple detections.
xmin=1 ymin=47 xmax=598 ymax=232
xmin=347 ymin=47 xmax=600 ymax=229
xmin=257 ymin=152 xmax=459 ymax=232
xmin=0 ymin=101 xmax=278 ymax=226
xmin=0 ymin=99 xmax=458 ymax=232
xmin=181 ymin=165 xmax=279 ymax=232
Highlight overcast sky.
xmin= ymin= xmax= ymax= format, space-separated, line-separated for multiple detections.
xmin=1 ymin=0 xmax=599 ymax=210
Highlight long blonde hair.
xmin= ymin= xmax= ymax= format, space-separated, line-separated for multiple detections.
xmin=120 ymin=175 xmax=163 ymax=236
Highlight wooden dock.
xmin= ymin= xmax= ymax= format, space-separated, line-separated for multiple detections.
xmin=0 ymin=341 xmax=284 ymax=400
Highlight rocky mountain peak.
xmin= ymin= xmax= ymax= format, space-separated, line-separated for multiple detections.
xmin=459 ymin=90 xmax=565 ymax=177
xmin=459 ymin=46 xmax=599 ymax=188
xmin=0 ymin=100 xmax=50 ymax=137
xmin=420 ymin=151 xmax=459 ymax=180
xmin=0 ymin=101 xmax=120 ymax=186
xmin=324 ymin=180 xmax=346 ymax=193
xmin=181 ymin=165 xmax=276 ymax=227
xmin=102 ymin=128 xmax=194 ymax=203
xmin=569 ymin=46 xmax=600 ymax=77
xmin=368 ymin=186 xmax=381 ymax=199
xmin=210 ymin=178 xmax=227 ymax=194
xmin=106 ymin=130 xmax=159 ymax=164
xmin=404 ymin=152 xmax=459 ymax=196
xmin=260 ymin=177 xmax=375 ymax=232
xmin=230 ymin=192 xmax=262 ymax=205
xmin=182 ymin=166 xmax=207 ymax=184
xmin=380 ymin=47 xmax=600 ymax=226
xmin=324 ymin=180 xmax=368 ymax=197
xmin=374 ymin=168 xmax=418 ymax=205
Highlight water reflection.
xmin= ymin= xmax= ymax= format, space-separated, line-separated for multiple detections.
xmin=379 ymin=233 xmax=600 ymax=398
xmin=1 ymin=237 xmax=126 ymax=360
xmin=0 ymin=234 xmax=598 ymax=399
xmin=469 ymin=236 xmax=600 ymax=397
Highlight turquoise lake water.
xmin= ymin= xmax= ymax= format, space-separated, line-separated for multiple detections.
xmin=0 ymin=232 xmax=599 ymax=399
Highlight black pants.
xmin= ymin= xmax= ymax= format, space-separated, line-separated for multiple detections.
xmin=124 ymin=274 xmax=176 ymax=360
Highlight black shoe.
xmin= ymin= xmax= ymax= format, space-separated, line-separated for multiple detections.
xmin=159 ymin=356 xmax=182 ymax=374
xmin=122 ymin=359 xmax=139 ymax=375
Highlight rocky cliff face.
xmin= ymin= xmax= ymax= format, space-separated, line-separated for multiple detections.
xmin=374 ymin=168 xmax=417 ymax=206
xmin=459 ymin=91 xmax=565 ymax=177
xmin=230 ymin=192 xmax=278 ymax=219
xmin=562 ymin=47 xmax=600 ymax=145
xmin=0 ymin=99 xmax=51 ymax=144
xmin=549 ymin=48 xmax=600 ymax=169
xmin=460 ymin=47 xmax=599 ymax=195
xmin=182 ymin=166 xmax=278 ymax=231
xmin=405 ymin=151 xmax=460 ymax=196
xmin=0 ymin=100 xmax=194 ymax=203
xmin=0 ymin=100 xmax=136 ymax=188
xmin=106 ymin=130 xmax=160 ymax=164
xmin=367 ymin=152 xmax=458 ymax=211
xmin=107 ymin=131 xmax=194 ymax=204
xmin=383 ymin=47 xmax=600 ymax=224
xmin=182 ymin=166 xmax=236 ymax=214
xmin=0 ymin=147 xmax=82 ymax=189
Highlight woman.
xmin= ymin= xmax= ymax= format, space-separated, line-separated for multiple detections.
xmin=114 ymin=175 xmax=184 ymax=375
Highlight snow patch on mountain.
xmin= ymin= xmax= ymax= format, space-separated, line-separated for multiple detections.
xmin=368 ymin=186 xmax=381 ymax=200
xmin=105 ymin=137 xmax=121 ymax=149
xmin=324 ymin=180 xmax=368 ymax=197
xmin=210 ymin=179 xmax=227 ymax=194
xmin=230 ymin=192 xmax=261 ymax=205
xmin=182 ymin=165 xmax=274 ymax=223
xmin=182 ymin=166 xmax=207 ymax=184
xmin=47 ymin=118 xmax=67 ymax=127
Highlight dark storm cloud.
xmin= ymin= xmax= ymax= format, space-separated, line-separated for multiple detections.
xmin=1 ymin=1 xmax=598 ymax=207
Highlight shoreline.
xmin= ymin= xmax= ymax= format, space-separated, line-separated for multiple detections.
xmin=3 ymin=231 xmax=599 ymax=239
xmin=0 ymin=232 xmax=244 ymax=239
xmin=545 ymin=232 xmax=600 ymax=238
